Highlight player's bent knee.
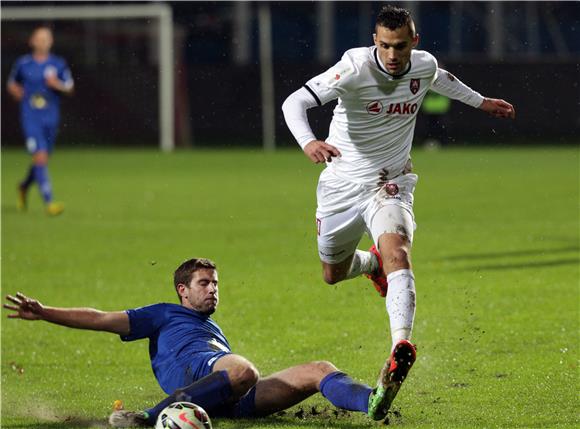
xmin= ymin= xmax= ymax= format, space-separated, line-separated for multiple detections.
xmin=312 ymin=360 xmax=337 ymax=374
xmin=32 ymin=151 xmax=48 ymax=166
xmin=322 ymin=267 xmax=346 ymax=285
xmin=230 ymin=363 xmax=260 ymax=392
xmin=382 ymin=247 xmax=411 ymax=271
xmin=322 ymin=271 xmax=340 ymax=285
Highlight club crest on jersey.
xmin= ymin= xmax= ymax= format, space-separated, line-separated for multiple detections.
xmin=366 ymin=100 xmax=383 ymax=115
xmin=410 ymin=79 xmax=420 ymax=94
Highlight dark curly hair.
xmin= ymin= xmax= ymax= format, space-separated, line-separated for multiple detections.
xmin=375 ymin=5 xmax=416 ymax=36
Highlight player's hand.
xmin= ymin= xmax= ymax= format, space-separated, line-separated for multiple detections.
xmin=480 ymin=98 xmax=516 ymax=119
xmin=303 ymin=140 xmax=341 ymax=164
xmin=4 ymin=292 xmax=44 ymax=320
xmin=45 ymin=74 xmax=62 ymax=91
xmin=7 ymin=83 xmax=24 ymax=101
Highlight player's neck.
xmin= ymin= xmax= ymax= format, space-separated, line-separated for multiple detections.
xmin=32 ymin=52 xmax=50 ymax=62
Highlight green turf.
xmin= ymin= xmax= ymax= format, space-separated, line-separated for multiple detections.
xmin=2 ymin=147 xmax=578 ymax=429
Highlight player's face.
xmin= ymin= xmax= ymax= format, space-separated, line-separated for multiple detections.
xmin=373 ymin=25 xmax=418 ymax=75
xmin=30 ymin=28 xmax=54 ymax=55
xmin=181 ymin=269 xmax=219 ymax=315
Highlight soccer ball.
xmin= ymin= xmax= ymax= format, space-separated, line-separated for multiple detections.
xmin=155 ymin=402 xmax=212 ymax=429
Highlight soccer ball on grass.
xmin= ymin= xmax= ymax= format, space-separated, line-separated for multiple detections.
xmin=155 ymin=402 xmax=212 ymax=429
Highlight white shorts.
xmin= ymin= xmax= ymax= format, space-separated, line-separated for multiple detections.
xmin=316 ymin=169 xmax=418 ymax=264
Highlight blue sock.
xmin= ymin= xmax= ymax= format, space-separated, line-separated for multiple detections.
xmin=144 ymin=370 xmax=233 ymax=424
xmin=32 ymin=165 xmax=52 ymax=203
xmin=21 ymin=165 xmax=35 ymax=189
xmin=320 ymin=371 xmax=372 ymax=413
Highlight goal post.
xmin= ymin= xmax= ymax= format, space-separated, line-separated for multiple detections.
xmin=1 ymin=3 xmax=175 ymax=152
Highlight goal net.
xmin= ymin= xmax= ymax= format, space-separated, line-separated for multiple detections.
xmin=1 ymin=4 xmax=176 ymax=151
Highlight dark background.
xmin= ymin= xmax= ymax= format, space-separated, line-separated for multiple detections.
xmin=1 ymin=1 xmax=579 ymax=148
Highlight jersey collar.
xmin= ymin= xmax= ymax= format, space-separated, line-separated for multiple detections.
xmin=373 ymin=47 xmax=412 ymax=80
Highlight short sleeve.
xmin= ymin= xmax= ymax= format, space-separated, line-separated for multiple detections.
xmin=304 ymin=53 xmax=358 ymax=106
xmin=120 ymin=303 xmax=168 ymax=342
xmin=7 ymin=59 xmax=23 ymax=84
xmin=57 ymin=59 xmax=74 ymax=90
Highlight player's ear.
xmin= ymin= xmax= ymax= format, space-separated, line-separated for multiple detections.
xmin=412 ymin=33 xmax=420 ymax=48
xmin=177 ymin=283 xmax=188 ymax=298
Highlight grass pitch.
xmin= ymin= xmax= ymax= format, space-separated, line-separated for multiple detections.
xmin=1 ymin=146 xmax=578 ymax=429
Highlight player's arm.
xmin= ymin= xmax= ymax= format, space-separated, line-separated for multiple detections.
xmin=431 ymin=68 xmax=515 ymax=119
xmin=281 ymin=87 xmax=341 ymax=164
xmin=45 ymin=63 xmax=74 ymax=96
xmin=6 ymin=60 xmax=24 ymax=101
xmin=3 ymin=292 xmax=130 ymax=336
xmin=45 ymin=74 xmax=74 ymax=95
xmin=6 ymin=81 xmax=24 ymax=102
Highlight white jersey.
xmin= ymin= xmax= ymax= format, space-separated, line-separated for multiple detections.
xmin=302 ymin=47 xmax=483 ymax=185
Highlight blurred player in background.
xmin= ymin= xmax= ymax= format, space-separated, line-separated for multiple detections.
xmin=4 ymin=258 xmax=398 ymax=427
xmin=282 ymin=4 xmax=515 ymax=418
xmin=7 ymin=26 xmax=74 ymax=216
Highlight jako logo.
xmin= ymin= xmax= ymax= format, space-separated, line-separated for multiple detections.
xmin=366 ymin=100 xmax=383 ymax=115
xmin=386 ymin=103 xmax=418 ymax=115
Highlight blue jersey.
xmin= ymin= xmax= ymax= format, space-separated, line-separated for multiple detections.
xmin=120 ymin=303 xmax=231 ymax=393
xmin=8 ymin=54 xmax=73 ymax=125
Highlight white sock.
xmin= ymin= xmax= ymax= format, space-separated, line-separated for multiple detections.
xmin=345 ymin=250 xmax=379 ymax=280
xmin=386 ymin=269 xmax=416 ymax=349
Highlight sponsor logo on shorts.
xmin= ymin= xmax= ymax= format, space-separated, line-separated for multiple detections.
xmin=207 ymin=338 xmax=230 ymax=352
xmin=385 ymin=183 xmax=399 ymax=196
xmin=319 ymin=250 xmax=345 ymax=257
xmin=410 ymin=78 xmax=420 ymax=94
xmin=207 ymin=355 xmax=221 ymax=367
xmin=316 ymin=218 xmax=321 ymax=236
xmin=26 ymin=137 xmax=37 ymax=153
xmin=366 ymin=100 xmax=383 ymax=115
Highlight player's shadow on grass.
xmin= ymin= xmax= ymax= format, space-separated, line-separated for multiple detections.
xmin=441 ymin=245 xmax=579 ymax=261
xmin=216 ymin=418 xmax=373 ymax=429
xmin=460 ymin=258 xmax=579 ymax=271
xmin=4 ymin=418 xmax=370 ymax=429
xmin=1 ymin=204 xmax=21 ymax=214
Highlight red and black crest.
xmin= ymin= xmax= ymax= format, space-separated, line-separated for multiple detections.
xmin=366 ymin=100 xmax=383 ymax=115
xmin=410 ymin=79 xmax=420 ymax=95
xmin=385 ymin=183 xmax=399 ymax=196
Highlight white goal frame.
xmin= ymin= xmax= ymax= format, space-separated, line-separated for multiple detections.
xmin=2 ymin=4 xmax=175 ymax=152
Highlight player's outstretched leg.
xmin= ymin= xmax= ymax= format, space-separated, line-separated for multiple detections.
xmin=367 ymin=339 xmax=416 ymax=421
xmin=251 ymin=361 xmax=373 ymax=417
xmin=364 ymin=245 xmax=388 ymax=296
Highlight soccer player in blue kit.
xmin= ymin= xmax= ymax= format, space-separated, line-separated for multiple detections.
xmin=4 ymin=258 xmax=402 ymax=427
xmin=7 ymin=26 xmax=74 ymax=216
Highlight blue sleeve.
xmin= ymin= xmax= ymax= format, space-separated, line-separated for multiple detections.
xmin=7 ymin=59 xmax=23 ymax=84
xmin=57 ymin=58 xmax=74 ymax=88
xmin=120 ymin=303 xmax=168 ymax=342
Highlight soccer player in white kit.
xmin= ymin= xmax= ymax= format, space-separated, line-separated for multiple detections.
xmin=282 ymin=5 xmax=515 ymax=420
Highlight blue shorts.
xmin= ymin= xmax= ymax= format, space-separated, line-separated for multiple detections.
xmin=168 ymin=351 xmax=258 ymax=418
xmin=22 ymin=117 xmax=58 ymax=154
xmin=184 ymin=351 xmax=230 ymax=386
